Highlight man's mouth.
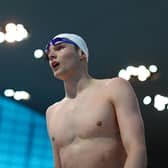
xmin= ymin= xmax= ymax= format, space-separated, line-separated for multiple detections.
xmin=52 ymin=62 xmax=60 ymax=68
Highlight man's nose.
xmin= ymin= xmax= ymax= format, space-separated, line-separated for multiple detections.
xmin=48 ymin=51 xmax=57 ymax=60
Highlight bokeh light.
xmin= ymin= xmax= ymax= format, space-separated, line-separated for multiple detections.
xmin=118 ymin=65 xmax=157 ymax=82
xmin=0 ymin=32 xmax=5 ymax=43
xmin=4 ymin=89 xmax=15 ymax=97
xmin=149 ymin=65 xmax=158 ymax=73
xmin=3 ymin=89 xmax=30 ymax=101
xmin=0 ymin=22 xmax=28 ymax=44
xmin=143 ymin=96 xmax=152 ymax=105
xmin=34 ymin=49 xmax=44 ymax=59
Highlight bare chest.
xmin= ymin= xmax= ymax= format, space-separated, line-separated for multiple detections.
xmin=48 ymin=92 xmax=118 ymax=147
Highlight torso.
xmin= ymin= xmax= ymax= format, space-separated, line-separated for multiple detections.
xmin=47 ymin=79 xmax=126 ymax=168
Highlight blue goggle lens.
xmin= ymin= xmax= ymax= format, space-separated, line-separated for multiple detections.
xmin=44 ymin=37 xmax=76 ymax=54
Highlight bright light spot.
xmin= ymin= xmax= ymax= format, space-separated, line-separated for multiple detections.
xmin=155 ymin=104 xmax=165 ymax=111
xmin=15 ymin=31 xmax=24 ymax=42
xmin=0 ymin=32 xmax=5 ymax=43
xmin=143 ymin=96 xmax=152 ymax=105
xmin=14 ymin=91 xmax=22 ymax=100
xmin=13 ymin=91 xmax=30 ymax=101
xmin=20 ymin=91 xmax=30 ymax=100
xmin=16 ymin=24 xmax=24 ymax=29
xmin=154 ymin=94 xmax=168 ymax=111
xmin=3 ymin=23 xmax=29 ymax=43
xmin=5 ymin=23 xmax=17 ymax=33
xmin=23 ymin=29 xmax=28 ymax=38
xmin=126 ymin=66 xmax=138 ymax=76
xmin=118 ymin=69 xmax=130 ymax=80
xmin=137 ymin=65 xmax=151 ymax=81
xmin=4 ymin=89 xmax=15 ymax=97
xmin=118 ymin=65 xmax=157 ymax=82
xmin=34 ymin=49 xmax=44 ymax=59
xmin=5 ymin=32 xmax=16 ymax=43
xmin=137 ymin=75 xmax=148 ymax=82
xmin=17 ymin=27 xmax=28 ymax=39
xmin=149 ymin=65 xmax=158 ymax=73
xmin=15 ymin=24 xmax=28 ymax=41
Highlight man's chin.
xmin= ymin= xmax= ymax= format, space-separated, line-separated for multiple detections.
xmin=53 ymin=73 xmax=61 ymax=79
xmin=53 ymin=71 xmax=64 ymax=80
xmin=53 ymin=69 xmax=73 ymax=81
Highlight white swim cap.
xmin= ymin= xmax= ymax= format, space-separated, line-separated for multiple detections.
xmin=53 ymin=33 xmax=89 ymax=61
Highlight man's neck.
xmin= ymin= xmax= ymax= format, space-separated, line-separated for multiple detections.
xmin=63 ymin=72 xmax=94 ymax=99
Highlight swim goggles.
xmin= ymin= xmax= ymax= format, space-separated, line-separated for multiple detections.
xmin=44 ymin=37 xmax=77 ymax=54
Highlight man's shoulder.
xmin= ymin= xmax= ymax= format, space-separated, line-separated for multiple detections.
xmin=45 ymin=99 xmax=64 ymax=116
xmin=102 ymin=77 xmax=133 ymax=97
xmin=113 ymin=77 xmax=131 ymax=86
xmin=106 ymin=77 xmax=137 ymax=103
xmin=100 ymin=77 xmax=130 ymax=89
xmin=108 ymin=77 xmax=129 ymax=83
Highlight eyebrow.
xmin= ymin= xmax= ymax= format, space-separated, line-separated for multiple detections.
xmin=47 ymin=43 xmax=64 ymax=53
xmin=55 ymin=43 xmax=67 ymax=47
xmin=51 ymin=43 xmax=64 ymax=49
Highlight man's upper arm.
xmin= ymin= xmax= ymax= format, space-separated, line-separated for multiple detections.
xmin=46 ymin=105 xmax=61 ymax=168
xmin=46 ymin=106 xmax=52 ymax=135
xmin=109 ymin=78 xmax=146 ymax=152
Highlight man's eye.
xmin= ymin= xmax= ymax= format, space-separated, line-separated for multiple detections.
xmin=54 ymin=45 xmax=65 ymax=50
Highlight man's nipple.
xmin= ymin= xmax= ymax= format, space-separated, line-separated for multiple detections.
xmin=96 ymin=121 xmax=102 ymax=127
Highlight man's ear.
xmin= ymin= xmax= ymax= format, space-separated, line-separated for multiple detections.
xmin=79 ymin=50 xmax=86 ymax=61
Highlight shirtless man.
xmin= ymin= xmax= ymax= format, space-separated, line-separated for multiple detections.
xmin=45 ymin=33 xmax=147 ymax=168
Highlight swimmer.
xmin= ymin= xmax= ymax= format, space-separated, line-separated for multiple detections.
xmin=45 ymin=33 xmax=147 ymax=168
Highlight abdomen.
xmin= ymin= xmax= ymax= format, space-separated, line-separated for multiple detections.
xmin=59 ymin=137 xmax=126 ymax=168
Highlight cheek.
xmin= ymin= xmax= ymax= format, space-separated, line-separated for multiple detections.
xmin=61 ymin=51 xmax=77 ymax=64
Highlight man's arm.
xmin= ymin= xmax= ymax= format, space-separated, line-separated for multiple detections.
xmin=50 ymin=141 xmax=62 ymax=168
xmin=108 ymin=77 xmax=147 ymax=168
xmin=46 ymin=106 xmax=61 ymax=168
